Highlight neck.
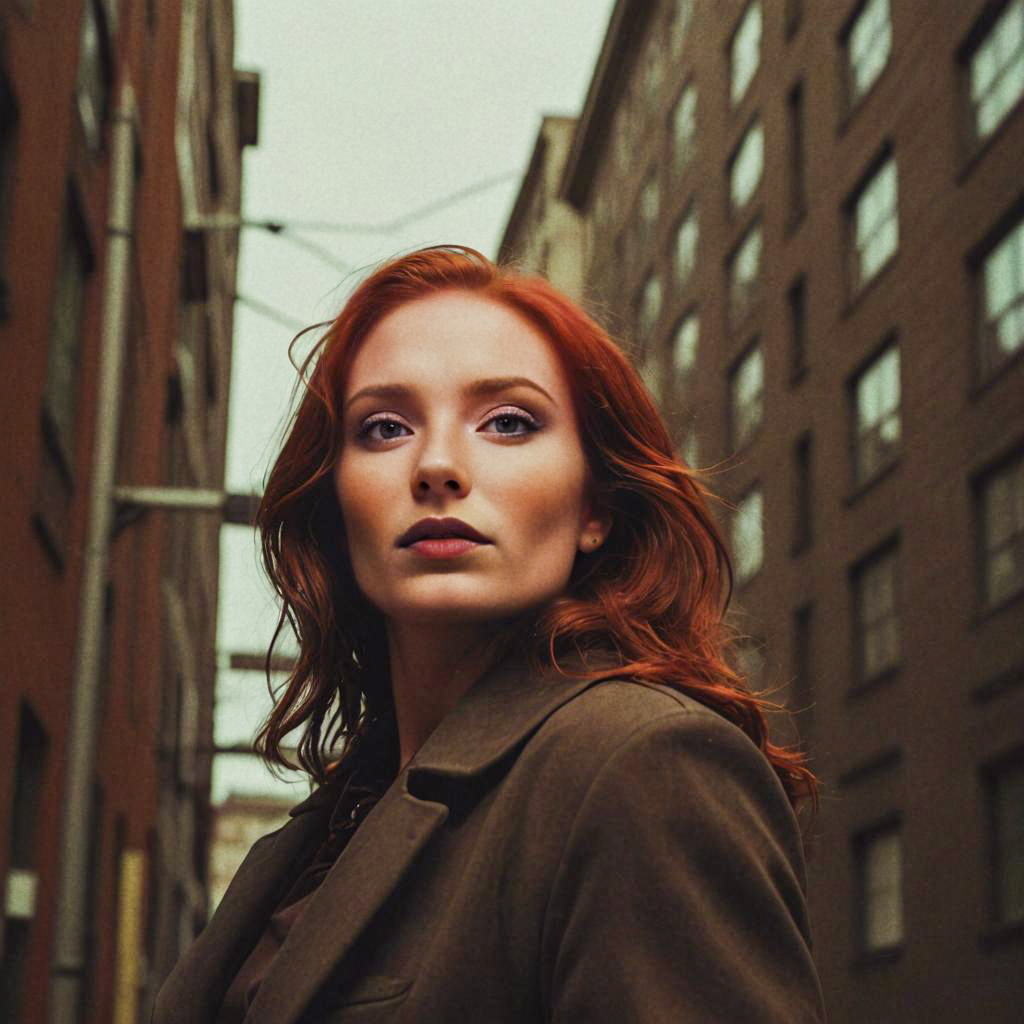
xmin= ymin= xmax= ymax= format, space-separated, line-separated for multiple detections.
xmin=386 ymin=619 xmax=508 ymax=770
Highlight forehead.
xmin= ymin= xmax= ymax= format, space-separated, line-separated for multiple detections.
xmin=345 ymin=291 xmax=568 ymax=395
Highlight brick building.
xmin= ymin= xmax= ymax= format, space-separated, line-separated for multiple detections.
xmin=498 ymin=115 xmax=587 ymax=302
xmin=502 ymin=0 xmax=1024 ymax=1018
xmin=0 ymin=2 xmax=257 ymax=1022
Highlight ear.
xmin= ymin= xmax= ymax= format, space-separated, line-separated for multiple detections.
xmin=577 ymin=509 xmax=613 ymax=554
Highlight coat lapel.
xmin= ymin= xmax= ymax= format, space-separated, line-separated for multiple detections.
xmin=242 ymin=647 xmax=623 ymax=1024
xmin=153 ymin=805 xmax=325 ymax=1024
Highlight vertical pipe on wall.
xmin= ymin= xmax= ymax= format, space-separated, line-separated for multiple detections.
xmin=48 ymin=79 xmax=137 ymax=1024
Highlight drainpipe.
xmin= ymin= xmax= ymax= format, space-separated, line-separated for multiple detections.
xmin=48 ymin=80 xmax=137 ymax=1024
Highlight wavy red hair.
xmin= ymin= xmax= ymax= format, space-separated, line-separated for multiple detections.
xmin=255 ymin=245 xmax=815 ymax=809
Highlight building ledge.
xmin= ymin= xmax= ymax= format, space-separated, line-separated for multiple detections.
xmin=980 ymin=918 xmax=1024 ymax=951
xmin=843 ymin=456 xmax=901 ymax=507
xmin=847 ymin=664 xmax=901 ymax=701
xmin=851 ymin=944 xmax=903 ymax=970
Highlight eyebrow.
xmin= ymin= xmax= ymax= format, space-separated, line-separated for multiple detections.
xmin=344 ymin=375 xmax=556 ymax=411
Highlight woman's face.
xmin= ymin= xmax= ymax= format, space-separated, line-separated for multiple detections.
xmin=335 ymin=290 xmax=607 ymax=627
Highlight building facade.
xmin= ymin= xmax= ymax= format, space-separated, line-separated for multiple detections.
xmin=0 ymin=2 xmax=256 ymax=1022
xmin=498 ymin=115 xmax=586 ymax=301
xmin=510 ymin=0 xmax=1024 ymax=1018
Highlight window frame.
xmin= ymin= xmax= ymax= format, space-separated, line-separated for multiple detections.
xmin=841 ymin=0 xmax=893 ymax=114
xmin=635 ymin=270 xmax=663 ymax=346
xmin=732 ymin=482 xmax=765 ymax=587
xmin=849 ymin=338 xmax=902 ymax=488
xmin=787 ymin=273 xmax=808 ymax=382
xmin=730 ymin=340 xmax=765 ymax=452
xmin=792 ymin=431 xmax=813 ymax=554
xmin=0 ymin=65 xmax=18 ymax=322
xmin=728 ymin=115 xmax=765 ymax=215
xmin=973 ymin=445 xmax=1024 ymax=612
xmin=672 ymin=200 xmax=699 ymax=290
xmin=729 ymin=1 xmax=763 ymax=108
xmin=959 ymin=0 xmax=1024 ymax=149
xmin=850 ymin=536 xmax=902 ymax=688
xmin=75 ymin=0 xmax=115 ymax=152
xmin=846 ymin=149 xmax=899 ymax=296
xmin=669 ymin=79 xmax=698 ymax=176
xmin=671 ymin=308 xmax=700 ymax=391
xmin=973 ymin=207 xmax=1024 ymax=383
xmin=982 ymin=748 xmax=1024 ymax=932
xmin=853 ymin=817 xmax=905 ymax=960
xmin=728 ymin=217 xmax=763 ymax=326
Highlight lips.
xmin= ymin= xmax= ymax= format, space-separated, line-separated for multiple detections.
xmin=397 ymin=517 xmax=491 ymax=547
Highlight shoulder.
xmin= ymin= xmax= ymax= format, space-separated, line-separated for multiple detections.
xmin=517 ymin=676 xmax=796 ymax=840
xmin=528 ymin=675 xmax=764 ymax=780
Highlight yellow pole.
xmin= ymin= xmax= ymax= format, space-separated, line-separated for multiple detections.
xmin=113 ymin=849 xmax=145 ymax=1024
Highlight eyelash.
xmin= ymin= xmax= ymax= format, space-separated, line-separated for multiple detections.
xmin=357 ymin=406 xmax=541 ymax=442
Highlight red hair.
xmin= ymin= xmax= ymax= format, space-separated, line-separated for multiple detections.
xmin=256 ymin=245 xmax=816 ymax=809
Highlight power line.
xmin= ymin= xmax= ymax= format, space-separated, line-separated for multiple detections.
xmin=245 ymin=169 xmax=520 ymax=236
xmin=235 ymin=293 xmax=307 ymax=332
xmin=268 ymin=230 xmax=353 ymax=275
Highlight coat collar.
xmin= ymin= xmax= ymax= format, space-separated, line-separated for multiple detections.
xmin=406 ymin=644 xmax=622 ymax=777
xmin=239 ymin=645 xmax=623 ymax=1024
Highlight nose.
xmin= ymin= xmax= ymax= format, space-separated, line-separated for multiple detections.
xmin=412 ymin=430 xmax=471 ymax=499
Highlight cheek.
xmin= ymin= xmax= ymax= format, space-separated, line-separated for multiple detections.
xmin=334 ymin=459 xmax=384 ymax=556
xmin=501 ymin=452 xmax=587 ymax=544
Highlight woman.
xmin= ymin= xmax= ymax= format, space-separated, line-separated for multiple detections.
xmin=156 ymin=245 xmax=825 ymax=1022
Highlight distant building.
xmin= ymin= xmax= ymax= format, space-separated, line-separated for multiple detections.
xmin=208 ymin=793 xmax=293 ymax=913
xmin=507 ymin=0 xmax=1024 ymax=1019
xmin=0 ymin=2 xmax=257 ymax=1022
xmin=498 ymin=115 xmax=586 ymax=301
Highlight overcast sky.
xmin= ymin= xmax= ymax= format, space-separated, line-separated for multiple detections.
xmin=212 ymin=0 xmax=616 ymax=802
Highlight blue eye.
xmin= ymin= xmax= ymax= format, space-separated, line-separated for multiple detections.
xmin=481 ymin=408 xmax=541 ymax=436
xmin=358 ymin=417 xmax=410 ymax=441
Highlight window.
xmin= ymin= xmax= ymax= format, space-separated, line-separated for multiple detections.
xmin=978 ymin=451 xmax=1024 ymax=608
xmin=852 ymin=343 xmax=901 ymax=485
xmin=787 ymin=81 xmax=806 ymax=221
xmin=793 ymin=432 xmax=813 ymax=553
xmin=681 ymin=423 xmax=699 ymax=468
xmin=729 ymin=118 xmax=764 ymax=213
xmin=845 ymin=0 xmax=892 ymax=107
xmin=640 ymin=170 xmax=659 ymax=240
xmin=733 ymin=485 xmax=764 ymax=585
xmin=643 ymin=31 xmax=664 ymax=105
xmin=673 ymin=312 xmax=699 ymax=387
xmin=613 ymin=103 xmax=632 ymax=174
xmin=979 ymin=215 xmax=1024 ymax=376
xmin=673 ymin=204 xmax=699 ymax=288
xmin=637 ymin=273 xmax=662 ymax=342
xmin=0 ymin=67 xmax=18 ymax=321
xmin=791 ymin=603 xmax=814 ymax=740
xmin=729 ymin=221 xmax=762 ymax=324
xmin=788 ymin=274 xmax=807 ymax=378
xmin=671 ymin=0 xmax=694 ymax=54
xmin=969 ymin=0 xmax=1024 ymax=141
xmin=43 ymin=194 xmax=94 ymax=474
xmin=986 ymin=755 xmax=1024 ymax=926
xmin=1 ymin=704 xmax=49 ymax=1023
xmin=671 ymin=83 xmax=697 ymax=172
xmin=852 ymin=543 xmax=900 ymax=681
xmin=639 ymin=349 xmax=663 ymax=403
xmin=855 ymin=823 xmax=904 ymax=954
xmin=76 ymin=0 xmax=113 ymax=150
xmin=785 ymin=0 xmax=803 ymax=39
xmin=731 ymin=344 xmax=764 ymax=450
xmin=851 ymin=155 xmax=899 ymax=291
xmin=731 ymin=2 xmax=762 ymax=106
xmin=733 ymin=637 xmax=766 ymax=689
